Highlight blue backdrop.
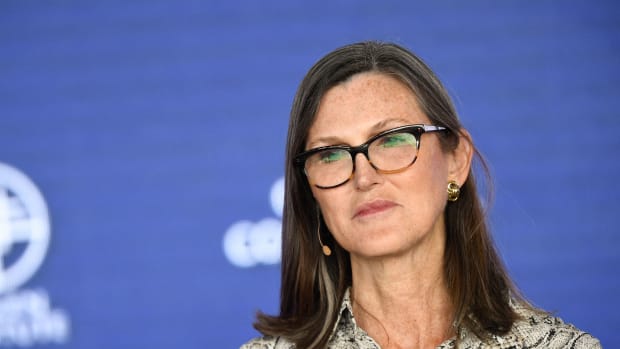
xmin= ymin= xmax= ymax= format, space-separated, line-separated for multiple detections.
xmin=1 ymin=1 xmax=618 ymax=348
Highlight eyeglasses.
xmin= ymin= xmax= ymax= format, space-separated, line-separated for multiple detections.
xmin=295 ymin=124 xmax=446 ymax=189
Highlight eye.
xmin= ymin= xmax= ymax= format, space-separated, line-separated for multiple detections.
xmin=376 ymin=133 xmax=415 ymax=148
xmin=317 ymin=149 xmax=348 ymax=163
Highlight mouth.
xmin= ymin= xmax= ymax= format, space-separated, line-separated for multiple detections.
xmin=353 ymin=199 xmax=398 ymax=219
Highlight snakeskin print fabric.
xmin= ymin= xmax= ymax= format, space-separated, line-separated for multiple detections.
xmin=241 ymin=289 xmax=601 ymax=349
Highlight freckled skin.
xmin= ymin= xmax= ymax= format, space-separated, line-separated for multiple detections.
xmin=307 ymin=72 xmax=456 ymax=260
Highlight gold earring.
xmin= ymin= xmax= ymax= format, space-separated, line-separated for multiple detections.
xmin=447 ymin=181 xmax=460 ymax=202
xmin=317 ymin=210 xmax=332 ymax=256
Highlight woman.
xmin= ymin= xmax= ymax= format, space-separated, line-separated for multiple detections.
xmin=242 ymin=41 xmax=600 ymax=349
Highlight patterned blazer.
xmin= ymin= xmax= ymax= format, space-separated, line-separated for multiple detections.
xmin=241 ymin=289 xmax=601 ymax=349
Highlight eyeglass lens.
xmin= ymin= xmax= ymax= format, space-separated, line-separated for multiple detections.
xmin=304 ymin=131 xmax=418 ymax=188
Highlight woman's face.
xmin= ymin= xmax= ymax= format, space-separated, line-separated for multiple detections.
xmin=306 ymin=72 xmax=469 ymax=260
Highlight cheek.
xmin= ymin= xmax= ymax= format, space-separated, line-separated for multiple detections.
xmin=420 ymin=146 xmax=451 ymax=188
xmin=313 ymin=190 xmax=349 ymax=234
xmin=402 ymin=151 xmax=450 ymax=211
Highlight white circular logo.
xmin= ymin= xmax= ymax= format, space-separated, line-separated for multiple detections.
xmin=222 ymin=177 xmax=284 ymax=268
xmin=222 ymin=218 xmax=281 ymax=268
xmin=0 ymin=162 xmax=51 ymax=294
xmin=269 ymin=177 xmax=285 ymax=218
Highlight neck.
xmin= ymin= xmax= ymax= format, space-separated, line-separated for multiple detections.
xmin=349 ymin=237 xmax=455 ymax=348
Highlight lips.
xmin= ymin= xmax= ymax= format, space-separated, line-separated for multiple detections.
xmin=353 ymin=199 xmax=398 ymax=219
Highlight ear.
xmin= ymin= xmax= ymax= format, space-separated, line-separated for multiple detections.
xmin=448 ymin=129 xmax=474 ymax=186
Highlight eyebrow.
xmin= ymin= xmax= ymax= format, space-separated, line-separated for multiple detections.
xmin=370 ymin=117 xmax=412 ymax=133
xmin=306 ymin=117 xmax=415 ymax=149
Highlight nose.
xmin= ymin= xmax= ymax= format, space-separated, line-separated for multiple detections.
xmin=352 ymin=153 xmax=383 ymax=190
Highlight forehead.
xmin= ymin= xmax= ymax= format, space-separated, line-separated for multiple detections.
xmin=324 ymin=71 xmax=416 ymax=103
xmin=307 ymin=72 xmax=428 ymax=146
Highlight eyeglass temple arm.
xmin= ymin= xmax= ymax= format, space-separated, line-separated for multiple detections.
xmin=422 ymin=125 xmax=446 ymax=132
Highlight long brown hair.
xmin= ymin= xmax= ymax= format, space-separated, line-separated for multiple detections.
xmin=255 ymin=41 xmax=521 ymax=348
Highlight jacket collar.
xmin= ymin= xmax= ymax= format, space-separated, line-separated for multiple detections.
xmin=331 ymin=287 xmax=525 ymax=349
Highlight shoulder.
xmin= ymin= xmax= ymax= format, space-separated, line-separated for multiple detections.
xmin=240 ymin=336 xmax=295 ymax=349
xmin=506 ymin=303 xmax=601 ymax=349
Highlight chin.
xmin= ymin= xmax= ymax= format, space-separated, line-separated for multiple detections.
xmin=348 ymin=238 xmax=409 ymax=259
